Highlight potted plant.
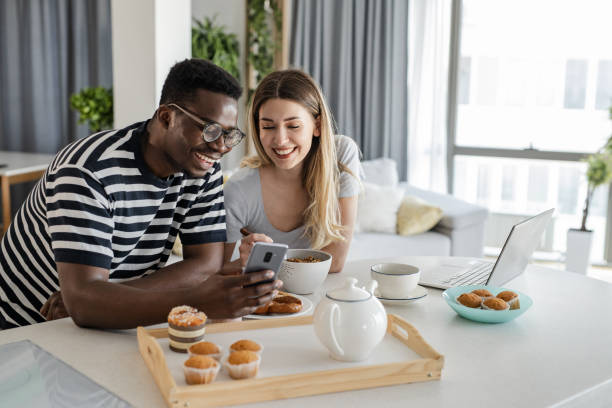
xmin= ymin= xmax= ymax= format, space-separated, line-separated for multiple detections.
xmin=192 ymin=16 xmax=240 ymax=81
xmin=70 ymin=86 xmax=113 ymax=133
xmin=566 ymin=115 xmax=612 ymax=274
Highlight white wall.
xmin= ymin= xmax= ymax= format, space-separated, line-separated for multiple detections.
xmin=111 ymin=0 xmax=157 ymax=127
xmin=192 ymin=0 xmax=248 ymax=171
xmin=111 ymin=0 xmax=191 ymax=128
xmin=155 ymin=1 xmax=192 ymax=105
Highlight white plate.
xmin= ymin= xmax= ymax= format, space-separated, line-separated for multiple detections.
xmin=374 ymin=285 xmax=428 ymax=306
xmin=243 ymin=294 xmax=313 ymax=320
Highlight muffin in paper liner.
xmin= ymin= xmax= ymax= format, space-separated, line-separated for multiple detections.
xmin=183 ymin=356 xmax=220 ymax=385
xmin=456 ymin=292 xmax=482 ymax=308
xmin=229 ymin=339 xmax=264 ymax=356
xmin=471 ymin=288 xmax=494 ymax=300
xmin=223 ymin=351 xmax=261 ymax=380
xmin=188 ymin=342 xmax=223 ymax=361
xmin=482 ymin=297 xmax=510 ymax=311
xmin=497 ymin=290 xmax=521 ymax=310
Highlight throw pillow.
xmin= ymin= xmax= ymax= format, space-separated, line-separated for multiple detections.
xmin=360 ymin=157 xmax=399 ymax=187
xmin=357 ymin=182 xmax=405 ymax=234
xmin=396 ymin=196 xmax=443 ymax=236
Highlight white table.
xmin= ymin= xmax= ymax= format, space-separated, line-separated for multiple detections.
xmin=1 ymin=256 xmax=612 ymax=407
xmin=0 ymin=151 xmax=54 ymax=234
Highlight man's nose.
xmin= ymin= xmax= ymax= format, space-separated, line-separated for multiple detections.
xmin=208 ymin=135 xmax=230 ymax=155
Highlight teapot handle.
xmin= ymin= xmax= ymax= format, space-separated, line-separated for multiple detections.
xmin=328 ymin=303 xmax=344 ymax=357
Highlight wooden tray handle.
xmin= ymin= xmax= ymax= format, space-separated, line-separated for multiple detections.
xmin=387 ymin=314 xmax=443 ymax=360
xmin=137 ymin=327 xmax=178 ymax=407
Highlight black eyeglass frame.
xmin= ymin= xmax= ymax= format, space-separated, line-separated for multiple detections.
xmin=167 ymin=103 xmax=245 ymax=148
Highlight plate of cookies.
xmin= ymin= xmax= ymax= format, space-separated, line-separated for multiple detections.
xmin=442 ymin=285 xmax=532 ymax=324
xmin=243 ymin=292 xmax=313 ymax=320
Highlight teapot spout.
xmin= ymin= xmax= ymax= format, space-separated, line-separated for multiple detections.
xmin=365 ymin=280 xmax=378 ymax=296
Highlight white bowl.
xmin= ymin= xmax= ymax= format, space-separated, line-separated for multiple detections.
xmin=278 ymin=249 xmax=332 ymax=295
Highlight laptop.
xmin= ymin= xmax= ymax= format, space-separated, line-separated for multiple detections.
xmin=419 ymin=209 xmax=554 ymax=289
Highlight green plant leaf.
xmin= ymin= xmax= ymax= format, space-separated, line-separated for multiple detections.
xmin=69 ymin=86 xmax=113 ymax=132
xmin=192 ymin=16 xmax=240 ymax=81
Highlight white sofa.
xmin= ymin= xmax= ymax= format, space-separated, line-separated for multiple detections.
xmin=170 ymin=159 xmax=488 ymax=264
xmin=347 ymin=159 xmax=488 ymax=261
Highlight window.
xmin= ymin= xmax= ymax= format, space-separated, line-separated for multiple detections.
xmin=454 ymin=157 xmax=608 ymax=262
xmin=456 ymin=0 xmax=612 ymax=154
xmin=452 ymin=0 xmax=612 ymax=263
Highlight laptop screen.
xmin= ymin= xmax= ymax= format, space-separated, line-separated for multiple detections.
xmin=0 ymin=340 xmax=132 ymax=407
xmin=487 ymin=209 xmax=554 ymax=286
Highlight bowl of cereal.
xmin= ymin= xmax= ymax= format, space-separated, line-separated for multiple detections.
xmin=278 ymin=249 xmax=332 ymax=294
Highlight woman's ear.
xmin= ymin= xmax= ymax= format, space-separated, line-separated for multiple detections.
xmin=314 ymin=117 xmax=321 ymax=137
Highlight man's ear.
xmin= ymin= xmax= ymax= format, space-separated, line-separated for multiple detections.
xmin=314 ymin=117 xmax=321 ymax=137
xmin=157 ymin=106 xmax=173 ymax=130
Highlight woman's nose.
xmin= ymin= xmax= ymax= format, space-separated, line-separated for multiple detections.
xmin=272 ymin=127 xmax=288 ymax=145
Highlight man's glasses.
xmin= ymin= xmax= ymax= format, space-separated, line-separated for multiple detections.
xmin=168 ymin=103 xmax=245 ymax=148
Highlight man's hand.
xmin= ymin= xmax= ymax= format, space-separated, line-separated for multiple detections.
xmin=40 ymin=291 xmax=69 ymax=321
xmin=194 ymin=268 xmax=282 ymax=319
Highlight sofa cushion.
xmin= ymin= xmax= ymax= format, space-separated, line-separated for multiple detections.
xmin=398 ymin=182 xmax=488 ymax=230
xmin=361 ymin=157 xmax=399 ymax=187
xmin=397 ymin=196 xmax=443 ymax=235
xmin=347 ymin=231 xmax=451 ymax=260
xmin=357 ymin=182 xmax=404 ymax=233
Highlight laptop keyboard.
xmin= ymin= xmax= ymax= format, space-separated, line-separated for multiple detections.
xmin=442 ymin=261 xmax=493 ymax=286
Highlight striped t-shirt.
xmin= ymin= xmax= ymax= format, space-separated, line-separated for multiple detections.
xmin=0 ymin=121 xmax=227 ymax=328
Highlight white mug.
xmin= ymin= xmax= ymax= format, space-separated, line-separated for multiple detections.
xmin=370 ymin=263 xmax=420 ymax=299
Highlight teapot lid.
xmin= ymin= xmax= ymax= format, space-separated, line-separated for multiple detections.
xmin=326 ymin=278 xmax=372 ymax=302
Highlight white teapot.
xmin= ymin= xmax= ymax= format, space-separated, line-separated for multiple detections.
xmin=313 ymin=277 xmax=387 ymax=362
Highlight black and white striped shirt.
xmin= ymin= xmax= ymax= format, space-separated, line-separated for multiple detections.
xmin=0 ymin=121 xmax=226 ymax=327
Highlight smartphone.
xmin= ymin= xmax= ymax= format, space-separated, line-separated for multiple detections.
xmin=243 ymin=242 xmax=288 ymax=284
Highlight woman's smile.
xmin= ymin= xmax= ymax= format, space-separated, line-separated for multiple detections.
xmin=272 ymin=146 xmax=297 ymax=159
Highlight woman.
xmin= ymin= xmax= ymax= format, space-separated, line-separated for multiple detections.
xmin=223 ymin=69 xmax=362 ymax=273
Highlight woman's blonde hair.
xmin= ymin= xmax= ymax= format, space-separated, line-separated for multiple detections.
xmin=242 ymin=69 xmax=346 ymax=249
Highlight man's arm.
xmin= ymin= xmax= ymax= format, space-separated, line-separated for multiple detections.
xmin=321 ymin=196 xmax=358 ymax=273
xmin=121 ymin=241 xmax=224 ymax=290
xmin=58 ymin=261 xmax=280 ymax=329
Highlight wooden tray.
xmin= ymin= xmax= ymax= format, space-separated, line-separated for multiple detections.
xmin=137 ymin=314 xmax=444 ymax=407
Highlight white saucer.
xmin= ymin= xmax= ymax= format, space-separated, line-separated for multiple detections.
xmin=374 ymin=285 xmax=428 ymax=305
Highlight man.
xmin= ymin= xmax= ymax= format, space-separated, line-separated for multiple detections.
xmin=0 ymin=59 xmax=280 ymax=329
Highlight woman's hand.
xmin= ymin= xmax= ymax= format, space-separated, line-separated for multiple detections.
xmin=238 ymin=229 xmax=273 ymax=268
xmin=40 ymin=291 xmax=69 ymax=321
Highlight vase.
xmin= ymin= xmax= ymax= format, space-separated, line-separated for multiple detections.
xmin=565 ymin=228 xmax=594 ymax=275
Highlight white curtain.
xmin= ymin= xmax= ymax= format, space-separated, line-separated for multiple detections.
xmin=408 ymin=0 xmax=452 ymax=193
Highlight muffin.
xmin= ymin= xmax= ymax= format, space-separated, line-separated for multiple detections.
xmin=230 ymin=339 xmax=263 ymax=355
xmin=224 ymin=350 xmax=261 ymax=380
xmin=167 ymin=305 xmax=207 ymax=353
xmin=482 ymin=297 xmax=509 ymax=311
xmin=497 ymin=290 xmax=520 ymax=310
xmin=471 ymin=288 xmax=494 ymax=299
xmin=457 ymin=292 xmax=482 ymax=308
xmin=188 ymin=341 xmax=222 ymax=361
xmin=183 ymin=355 xmax=220 ymax=385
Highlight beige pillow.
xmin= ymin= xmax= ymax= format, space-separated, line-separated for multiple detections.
xmin=396 ymin=196 xmax=443 ymax=236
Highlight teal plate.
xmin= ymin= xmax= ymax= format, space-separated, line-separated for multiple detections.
xmin=442 ymin=285 xmax=533 ymax=324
